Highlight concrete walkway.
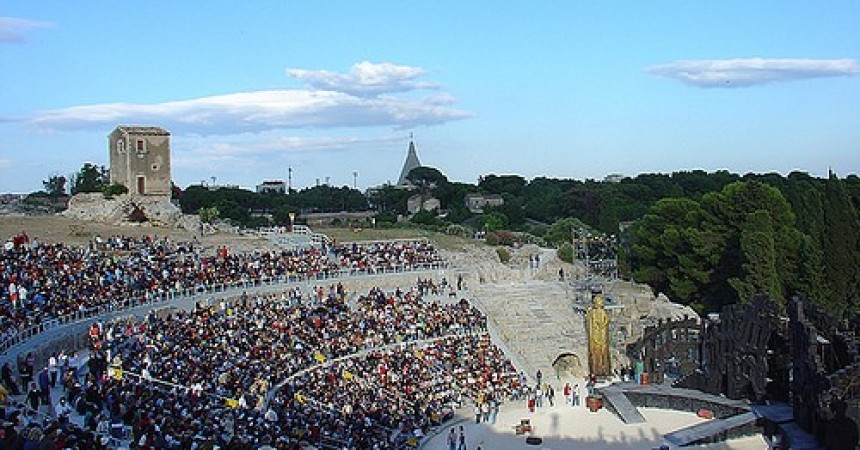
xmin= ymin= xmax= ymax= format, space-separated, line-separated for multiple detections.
xmin=421 ymin=397 xmax=767 ymax=450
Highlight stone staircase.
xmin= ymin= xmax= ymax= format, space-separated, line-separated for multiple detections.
xmin=468 ymin=280 xmax=588 ymax=384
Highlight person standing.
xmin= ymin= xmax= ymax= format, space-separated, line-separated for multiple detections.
xmin=536 ymin=369 xmax=542 ymax=387
xmin=458 ymin=425 xmax=467 ymax=450
xmin=535 ymin=385 xmax=543 ymax=408
xmin=48 ymin=353 xmax=59 ymax=388
xmin=572 ymin=384 xmax=581 ymax=407
xmin=564 ymin=382 xmax=571 ymax=405
xmin=25 ymin=381 xmax=41 ymax=412
xmin=527 ymin=389 xmax=535 ymax=412
xmin=474 ymin=403 xmax=481 ymax=424
xmin=37 ymin=367 xmax=51 ymax=404
xmin=547 ymin=384 xmax=555 ymax=407
xmin=55 ymin=397 xmax=72 ymax=426
xmin=447 ymin=428 xmax=457 ymax=450
xmin=1 ymin=362 xmax=19 ymax=395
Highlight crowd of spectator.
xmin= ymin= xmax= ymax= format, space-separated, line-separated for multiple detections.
xmin=276 ymin=332 xmax=518 ymax=449
xmin=0 ymin=232 xmax=443 ymax=346
xmin=0 ymin=280 xmax=514 ymax=449
xmin=1 ymin=230 xmax=516 ymax=449
xmin=334 ymin=241 xmax=443 ymax=274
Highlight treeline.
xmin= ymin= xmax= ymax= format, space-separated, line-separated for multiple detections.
xmin=42 ymin=164 xmax=858 ymax=316
xmin=628 ymin=175 xmax=859 ymax=316
xmin=385 ymin=169 xmax=859 ymax=316
xmin=177 ymin=184 xmax=368 ymax=228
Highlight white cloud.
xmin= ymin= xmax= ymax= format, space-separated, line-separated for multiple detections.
xmin=170 ymin=133 xmax=403 ymax=181
xmin=28 ymin=87 xmax=471 ymax=134
xmin=287 ymin=61 xmax=438 ymax=97
xmin=175 ymin=134 xmax=397 ymax=161
xmin=0 ymin=17 xmax=51 ymax=43
xmin=645 ymin=58 xmax=860 ymax=88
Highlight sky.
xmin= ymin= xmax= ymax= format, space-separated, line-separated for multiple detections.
xmin=1 ymin=1 xmax=858 ymax=194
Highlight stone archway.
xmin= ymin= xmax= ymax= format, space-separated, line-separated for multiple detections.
xmin=553 ymin=352 xmax=583 ymax=378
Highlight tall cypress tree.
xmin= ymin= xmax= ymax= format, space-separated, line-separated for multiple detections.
xmin=798 ymin=233 xmax=828 ymax=305
xmin=729 ymin=210 xmax=782 ymax=304
xmin=821 ymin=173 xmax=860 ymax=315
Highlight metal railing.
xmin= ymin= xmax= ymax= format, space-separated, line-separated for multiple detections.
xmin=0 ymin=261 xmax=448 ymax=356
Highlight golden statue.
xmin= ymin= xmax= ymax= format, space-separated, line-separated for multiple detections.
xmin=587 ymin=294 xmax=611 ymax=376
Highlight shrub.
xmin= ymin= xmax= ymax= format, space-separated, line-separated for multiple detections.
xmin=557 ymin=242 xmax=574 ymax=263
xmin=485 ymin=231 xmax=500 ymax=246
xmin=374 ymin=211 xmax=397 ymax=224
xmin=445 ymin=224 xmax=470 ymax=237
xmin=496 ymin=230 xmax=518 ymax=246
xmin=496 ymin=247 xmax=511 ymax=263
xmin=199 ymin=206 xmax=220 ymax=224
xmin=102 ymin=183 xmax=128 ymax=199
xmin=410 ymin=210 xmax=439 ymax=226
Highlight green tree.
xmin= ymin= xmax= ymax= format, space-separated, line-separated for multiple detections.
xmin=177 ymin=185 xmax=211 ymax=214
xmin=42 ymin=174 xmax=67 ymax=197
xmin=820 ymin=174 xmax=860 ymax=315
xmin=522 ymin=177 xmax=575 ymax=223
xmin=199 ymin=206 xmax=220 ymax=224
xmin=445 ymin=203 xmax=472 ymax=224
xmin=478 ymin=174 xmax=527 ymax=197
xmin=485 ymin=196 xmax=525 ymax=228
xmin=71 ymin=163 xmax=108 ymax=194
xmin=729 ymin=210 xmax=782 ymax=304
xmin=406 ymin=166 xmax=449 ymax=211
xmin=481 ymin=212 xmax=508 ymax=232
xmin=699 ymin=181 xmax=797 ymax=305
xmin=367 ymin=185 xmax=411 ymax=215
xmin=544 ymin=217 xmax=590 ymax=247
xmin=797 ymin=233 xmax=828 ymax=304
xmin=557 ymin=242 xmax=574 ymax=263
xmin=410 ymin=209 xmax=440 ymax=226
xmin=629 ymin=198 xmax=713 ymax=306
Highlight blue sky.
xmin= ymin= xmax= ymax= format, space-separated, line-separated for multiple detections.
xmin=1 ymin=1 xmax=858 ymax=193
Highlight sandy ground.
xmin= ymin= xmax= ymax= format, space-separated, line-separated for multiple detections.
xmin=423 ymin=400 xmax=767 ymax=450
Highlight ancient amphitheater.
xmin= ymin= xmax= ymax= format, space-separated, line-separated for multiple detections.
xmin=1 ymin=215 xmax=761 ymax=449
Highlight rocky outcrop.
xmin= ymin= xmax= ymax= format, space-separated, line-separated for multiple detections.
xmin=62 ymin=193 xmax=201 ymax=231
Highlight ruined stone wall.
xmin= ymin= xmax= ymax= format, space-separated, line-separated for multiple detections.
xmin=63 ymin=193 xmax=200 ymax=231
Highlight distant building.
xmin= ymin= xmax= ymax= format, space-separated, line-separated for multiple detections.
xmin=257 ymin=180 xmax=287 ymax=194
xmin=465 ymin=193 xmax=504 ymax=214
xmin=301 ymin=211 xmax=375 ymax=226
xmin=210 ymin=183 xmax=239 ymax=191
xmin=604 ymin=173 xmax=624 ymax=183
xmin=397 ymin=138 xmax=422 ymax=186
xmin=407 ymin=194 xmax=440 ymax=214
xmin=109 ymin=126 xmax=171 ymax=197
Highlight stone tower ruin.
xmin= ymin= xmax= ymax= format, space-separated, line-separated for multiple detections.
xmin=108 ymin=126 xmax=171 ymax=197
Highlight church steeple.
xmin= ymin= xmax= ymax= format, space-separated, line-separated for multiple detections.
xmin=397 ymin=134 xmax=422 ymax=186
